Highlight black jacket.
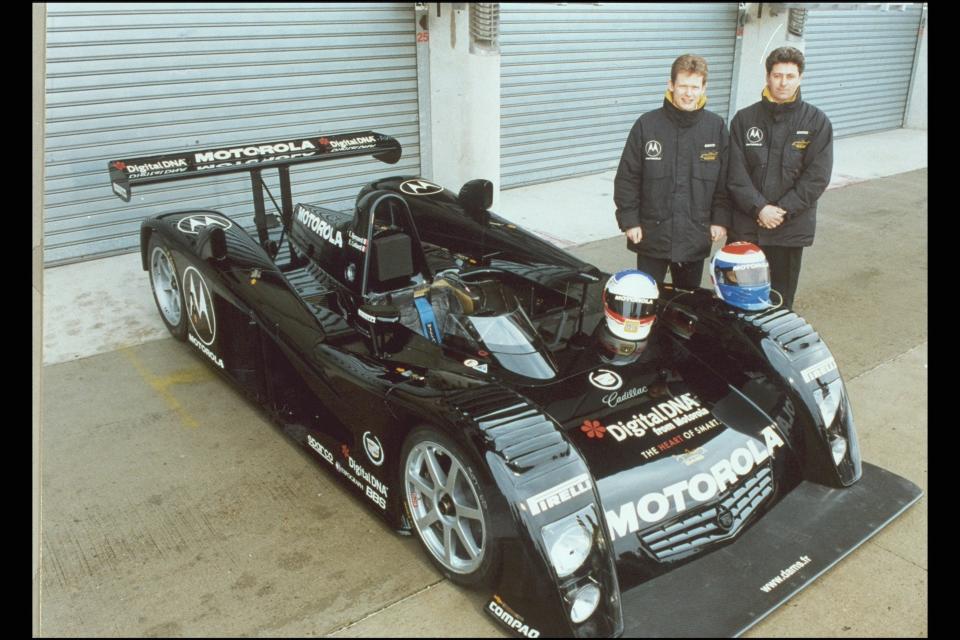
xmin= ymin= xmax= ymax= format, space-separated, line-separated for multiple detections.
xmin=614 ymin=96 xmax=732 ymax=262
xmin=727 ymin=89 xmax=833 ymax=247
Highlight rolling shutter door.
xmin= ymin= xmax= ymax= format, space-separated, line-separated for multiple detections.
xmin=802 ymin=5 xmax=923 ymax=138
xmin=44 ymin=3 xmax=419 ymax=266
xmin=500 ymin=3 xmax=739 ymax=189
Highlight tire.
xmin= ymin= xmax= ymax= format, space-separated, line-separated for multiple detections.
xmin=401 ymin=426 xmax=500 ymax=586
xmin=147 ymin=235 xmax=187 ymax=341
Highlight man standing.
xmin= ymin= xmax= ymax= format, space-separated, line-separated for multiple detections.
xmin=726 ymin=46 xmax=833 ymax=309
xmin=614 ymin=54 xmax=731 ymax=289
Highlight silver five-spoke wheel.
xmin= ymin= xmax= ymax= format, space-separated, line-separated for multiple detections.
xmin=405 ymin=440 xmax=487 ymax=575
xmin=148 ymin=237 xmax=187 ymax=340
xmin=151 ymin=246 xmax=182 ymax=327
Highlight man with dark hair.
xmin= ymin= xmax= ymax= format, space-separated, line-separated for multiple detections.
xmin=613 ymin=54 xmax=731 ymax=289
xmin=726 ymin=46 xmax=833 ymax=308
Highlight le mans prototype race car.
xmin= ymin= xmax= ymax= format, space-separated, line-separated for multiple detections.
xmin=108 ymin=131 xmax=921 ymax=638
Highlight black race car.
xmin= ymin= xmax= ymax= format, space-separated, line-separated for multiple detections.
xmin=108 ymin=132 xmax=921 ymax=638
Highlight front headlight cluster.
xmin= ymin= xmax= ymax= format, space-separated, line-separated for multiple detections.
xmin=813 ymin=377 xmax=846 ymax=464
xmin=541 ymin=505 xmax=602 ymax=624
xmin=541 ymin=507 xmax=594 ymax=578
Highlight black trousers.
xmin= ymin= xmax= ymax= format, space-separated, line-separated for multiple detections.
xmin=635 ymin=254 xmax=705 ymax=289
xmin=761 ymin=245 xmax=804 ymax=308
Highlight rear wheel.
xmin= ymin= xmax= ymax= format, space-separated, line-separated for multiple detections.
xmin=148 ymin=235 xmax=187 ymax=340
xmin=401 ymin=427 xmax=499 ymax=586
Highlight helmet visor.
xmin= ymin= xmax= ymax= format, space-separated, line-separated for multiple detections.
xmin=719 ymin=264 xmax=770 ymax=286
xmin=604 ymin=289 xmax=658 ymax=321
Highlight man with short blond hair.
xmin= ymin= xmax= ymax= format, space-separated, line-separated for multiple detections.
xmin=614 ymin=54 xmax=731 ymax=289
xmin=726 ymin=46 xmax=834 ymax=308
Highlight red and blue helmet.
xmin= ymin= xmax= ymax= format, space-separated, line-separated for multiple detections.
xmin=603 ymin=270 xmax=659 ymax=341
xmin=710 ymin=242 xmax=772 ymax=311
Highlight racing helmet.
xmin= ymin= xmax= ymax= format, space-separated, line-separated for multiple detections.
xmin=597 ymin=325 xmax=649 ymax=365
xmin=603 ymin=270 xmax=659 ymax=341
xmin=710 ymin=242 xmax=772 ymax=311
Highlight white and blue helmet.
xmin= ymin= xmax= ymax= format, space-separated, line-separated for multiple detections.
xmin=710 ymin=242 xmax=772 ymax=311
xmin=603 ymin=270 xmax=659 ymax=341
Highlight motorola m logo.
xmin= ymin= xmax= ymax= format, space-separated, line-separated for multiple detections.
xmin=746 ymin=127 xmax=764 ymax=144
xmin=644 ymin=140 xmax=663 ymax=158
xmin=400 ymin=179 xmax=444 ymax=196
xmin=184 ymin=267 xmax=217 ymax=346
xmin=177 ymin=214 xmax=233 ymax=235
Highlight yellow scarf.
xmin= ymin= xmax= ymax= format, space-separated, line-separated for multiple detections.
xmin=762 ymin=86 xmax=799 ymax=104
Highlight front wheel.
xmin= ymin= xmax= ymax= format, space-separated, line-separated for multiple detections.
xmin=147 ymin=235 xmax=187 ymax=340
xmin=401 ymin=427 xmax=499 ymax=586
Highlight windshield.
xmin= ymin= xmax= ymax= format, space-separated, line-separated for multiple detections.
xmin=440 ymin=278 xmax=557 ymax=380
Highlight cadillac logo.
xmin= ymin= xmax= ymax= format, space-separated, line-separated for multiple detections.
xmin=362 ymin=431 xmax=384 ymax=466
xmin=716 ymin=505 xmax=735 ymax=531
xmin=588 ymin=369 xmax=623 ymax=391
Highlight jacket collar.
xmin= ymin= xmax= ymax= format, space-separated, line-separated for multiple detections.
xmin=761 ymin=86 xmax=802 ymax=119
xmin=663 ymin=90 xmax=706 ymax=128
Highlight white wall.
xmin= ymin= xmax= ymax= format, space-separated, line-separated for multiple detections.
xmin=425 ymin=3 xmax=501 ymax=208
xmin=904 ymin=7 xmax=927 ymax=129
xmin=731 ymin=4 xmax=795 ymax=114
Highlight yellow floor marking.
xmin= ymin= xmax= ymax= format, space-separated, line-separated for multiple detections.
xmin=119 ymin=347 xmax=211 ymax=429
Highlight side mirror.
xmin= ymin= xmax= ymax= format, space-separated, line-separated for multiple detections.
xmin=458 ymin=179 xmax=493 ymax=216
xmin=197 ymin=225 xmax=227 ymax=262
xmin=357 ymin=303 xmax=402 ymax=357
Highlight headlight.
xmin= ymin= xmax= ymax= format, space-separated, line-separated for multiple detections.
xmin=813 ymin=378 xmax=844 ymax=428
xmin=829 ymin=434 xmax=848 ymax=465
xmin=813 ymin=378 xmax=847 ymax=465
xmin=569 ymin=583 xmax=601 ymax=624
xmin=541 ymin=505 xmax=596 ymax=578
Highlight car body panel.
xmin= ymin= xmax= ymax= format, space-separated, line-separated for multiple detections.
xmin=112 ymin=133 xmax=922 ymax=638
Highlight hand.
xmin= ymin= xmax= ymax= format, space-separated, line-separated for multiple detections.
xmin=710 ymin=225 xmax=727 ymax=243
xmin=758 ymin=205 xmax=786 ymax=229
xmin=625 ymin=226 xmax=643 ymax=244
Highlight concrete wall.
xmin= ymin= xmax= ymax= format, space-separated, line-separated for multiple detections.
xmin=904 ymin=6 xmax=927 ymax=129
xmin=731 ymin=4 xmax=796 ymax=114
xmin=424 ymin=3 xmax=501 ymax=208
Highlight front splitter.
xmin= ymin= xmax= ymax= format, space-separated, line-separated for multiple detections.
xmin=618 ymin=462 xmax=922 ymax=637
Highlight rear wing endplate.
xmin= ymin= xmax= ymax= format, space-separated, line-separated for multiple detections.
xmin=107 ymin=131 xmax=401 ymax=203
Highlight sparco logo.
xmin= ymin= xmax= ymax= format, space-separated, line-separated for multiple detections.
xmin=601 ymin=385 xmax=648 ymax=409
xmin=400 ymin=179 xmax=444 ymax=196
xmin=195 ymin=140 xmax=316 ymax=163
xmin=523 ymin=473 xmax=592 ymax=516
xmin=184 ymin=267 xmax=216 ymax=346
xmin=746 ymin=127 xmax=764 ymax=145
xmin=296 ymin=205 xmax=344 ymax=248
xmin=488 ymin=599 xmax=541 ymax=638
xmin=589 ymin=369 xmax=622 ymax=391
xmin=177 ymin=214 xmax=233 ymax=235
xmin=605 ymin=426 xmax=785 ymax=540
xmin=644 ymin=140 xmax=662 ymax=158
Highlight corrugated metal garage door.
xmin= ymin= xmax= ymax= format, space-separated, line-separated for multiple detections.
xmin=500 ymin=3 xmax=739 ymax=189
xmin=44 ymin=3 xmax=419 ymax=266
xmin=802 ymin=5 xmax=923 ymax=138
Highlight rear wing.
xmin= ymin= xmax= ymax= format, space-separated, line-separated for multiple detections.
xmin=107 ymin=130 xmax=401 ymax=203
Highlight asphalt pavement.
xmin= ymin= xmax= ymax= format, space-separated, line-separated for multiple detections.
xmin=37 ymin=169 xmax=927 ymax=637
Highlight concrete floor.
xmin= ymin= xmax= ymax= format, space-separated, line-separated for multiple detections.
xmin=37 ymin=169 xmax=926 ymax=636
